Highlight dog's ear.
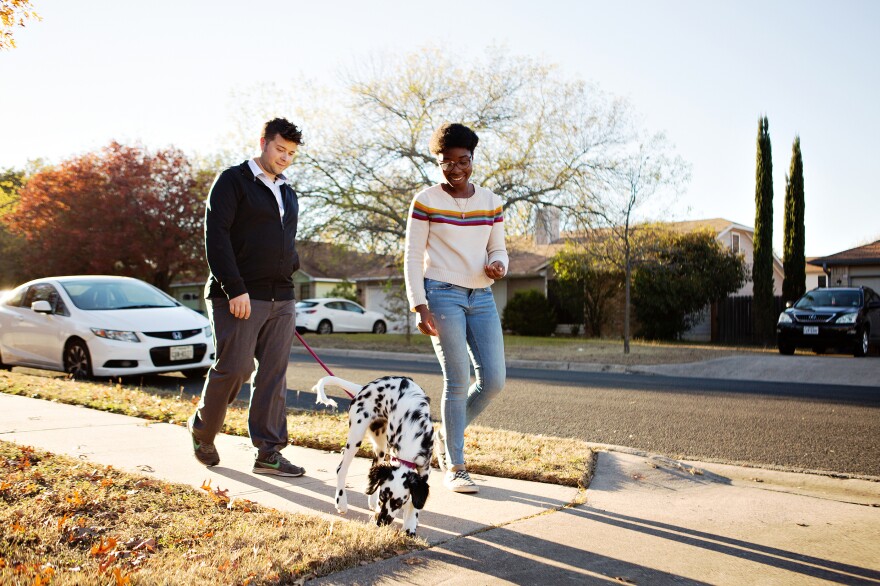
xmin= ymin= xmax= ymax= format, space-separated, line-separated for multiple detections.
xmin=405 ymin=472 xmax=430 ymax=509
xmin=366 ymin=462 xmax=394 ymax=495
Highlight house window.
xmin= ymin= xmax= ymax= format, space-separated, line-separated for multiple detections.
xmin=731 ymin=233 xmax=740 ymax=254
xmin=817 ymin=275 xmax=827 ymax=288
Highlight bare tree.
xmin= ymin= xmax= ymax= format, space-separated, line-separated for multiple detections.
xmin=568 ymin=133 xmax=690 ymax=353
xmin=226 ymin=46 xmax=633 ymax=254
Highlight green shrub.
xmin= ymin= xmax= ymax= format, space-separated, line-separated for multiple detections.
xmin=502 ymin=290 xmax=557 ymax=336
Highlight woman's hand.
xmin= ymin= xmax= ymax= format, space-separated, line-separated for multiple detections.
xmin=415 ymin=305 xmax=438 ymax=336
xmin=484 ymin=261 xmax=505 ymax=280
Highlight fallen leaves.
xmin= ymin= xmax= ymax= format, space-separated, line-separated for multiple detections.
xmin=90 ymin=536 xmax=118 ymax=556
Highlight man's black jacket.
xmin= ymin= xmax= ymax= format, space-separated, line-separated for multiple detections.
xmin=204 ymin=161 xmax=300 ymax=301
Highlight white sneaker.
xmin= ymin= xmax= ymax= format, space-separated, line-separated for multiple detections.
xmin=444 ymin=469 xmax=478 ymax=493
xmin=434 ymin=429 xmax=448 ymax=472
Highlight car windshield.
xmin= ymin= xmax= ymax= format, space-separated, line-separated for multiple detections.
xmin=794 ymin=290 xmax=861 ymax=309
xmin=296 ymin=301 xmax=319 ymax=308
xmin=61 ymin=279 xmax=179 ymax=310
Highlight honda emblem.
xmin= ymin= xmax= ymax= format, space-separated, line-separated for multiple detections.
xmin=172 ymin=331 xmax=183 ymax=340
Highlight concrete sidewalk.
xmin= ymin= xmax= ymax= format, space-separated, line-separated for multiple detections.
xmin=3 ymin=393 xmax=879 ymax=585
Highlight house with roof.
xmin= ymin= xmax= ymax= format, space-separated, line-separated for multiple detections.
xmin=808 ymin=240 xmax=880 ymax=292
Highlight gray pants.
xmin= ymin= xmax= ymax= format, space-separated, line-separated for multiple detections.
xmin=190 ymin=297 xmax=296 ymax=459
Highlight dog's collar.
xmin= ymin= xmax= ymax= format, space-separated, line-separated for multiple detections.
xmin=392 ymin=457 xmax=418 ymax=470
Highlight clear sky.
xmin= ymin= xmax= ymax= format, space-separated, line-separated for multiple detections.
xmin=1 ymin=0 xmax=877 ymax=257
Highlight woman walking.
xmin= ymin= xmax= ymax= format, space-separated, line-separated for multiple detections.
xmin=404 ymin=123 xmax=508 ymax=493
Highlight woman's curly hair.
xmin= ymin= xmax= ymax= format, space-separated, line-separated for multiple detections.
xmin=428 ymin=123 xmax=478 ymax=155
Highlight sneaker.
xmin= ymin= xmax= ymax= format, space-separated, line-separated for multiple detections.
xmin=253 ymin=452 xmax=305 ymax=477
xmin=187 ymin=417 xmax=219 ymax=467
xmin=433 ymin=428 xmax=448 ymax=472
xmin=444 ymin=469 xmax=478 ymax=493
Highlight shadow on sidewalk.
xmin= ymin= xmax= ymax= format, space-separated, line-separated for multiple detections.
xmin=569 ymin=507 xmax=880 ymax=585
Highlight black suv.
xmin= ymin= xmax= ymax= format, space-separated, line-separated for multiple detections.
xmin=777 ymin=286 xmax=880 ymax=357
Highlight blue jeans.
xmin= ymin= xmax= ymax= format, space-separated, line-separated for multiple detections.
xmin=425 ymin=278 xmax=506 ymax=468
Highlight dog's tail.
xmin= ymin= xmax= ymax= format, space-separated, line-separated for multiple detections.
xmin=312 ymin=376 xmax=363 ymax=408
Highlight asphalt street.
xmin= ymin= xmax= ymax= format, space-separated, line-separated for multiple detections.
xmin=122 ymin=352 xmax=880 ymax=479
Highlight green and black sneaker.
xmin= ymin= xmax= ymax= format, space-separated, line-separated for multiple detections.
xmin=187 ymin=416 xmax=219 ymax=467
xmin=253 ymin=452 xmax=305 ymax=477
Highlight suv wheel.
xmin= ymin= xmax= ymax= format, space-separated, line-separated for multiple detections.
xmin=853 ymin=327 xmax=869 ymax=358
xmin=778 ymin=343 xmax=795 ymax=356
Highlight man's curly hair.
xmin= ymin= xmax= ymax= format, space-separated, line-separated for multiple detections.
xmin=263 ymin=118 xmax=304 ymax=145
xmin=428 ymin=123 xmax=478 ymax=155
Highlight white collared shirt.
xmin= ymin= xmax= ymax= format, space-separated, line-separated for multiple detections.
xmin=248 ymin=158 xmax=286 ymax=219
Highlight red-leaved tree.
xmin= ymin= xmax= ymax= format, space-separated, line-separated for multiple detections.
xmin=6 ymin=143 xmax=209 ymax=291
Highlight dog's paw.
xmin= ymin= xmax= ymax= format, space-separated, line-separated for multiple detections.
xmin=335 ymin=491 xmax=348 ymax=514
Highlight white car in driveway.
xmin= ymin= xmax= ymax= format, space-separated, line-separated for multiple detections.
xmin=296 ymin=298 xmax=388 ymax=334
xmin=0 ymin=275 xmax=215 ymax=379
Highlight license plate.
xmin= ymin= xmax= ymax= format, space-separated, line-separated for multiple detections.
xmin=803 ymin=326 xmax=819 ymax=335
xmin=169 ymin=345 xmax=194 ymax=361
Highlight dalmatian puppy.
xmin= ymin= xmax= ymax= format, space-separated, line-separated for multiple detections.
xmin=314 ymin=375 xmax=433 ymax=535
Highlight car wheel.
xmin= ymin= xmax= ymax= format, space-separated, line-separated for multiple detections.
xmin=778 ymin=343 xmax=795 ymax=356
xmin=64 ymin=339 xmax=93 ymax=379
xmin=372 ymin=320 xmax=387 ymax=334
xmin=182 ymin=367 xmax=210 ymax=380
xmin=317 ymin=320 xmax=333 ymax=335
xmin=853 ymin=327 xmax=869 ymax=358
xmin=812 ymin=345 xmax=826 ymax=355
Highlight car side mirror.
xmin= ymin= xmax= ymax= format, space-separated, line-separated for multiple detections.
xmin=785 ymin=301 xmax=793 ymax=308
xmin=32 ymin=300 xmax=53 ymax=314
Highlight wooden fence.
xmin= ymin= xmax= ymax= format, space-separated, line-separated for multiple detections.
xmin=713 ymin=295 xmax=784 ymax=344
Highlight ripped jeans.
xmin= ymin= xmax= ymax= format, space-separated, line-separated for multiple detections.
xmin=425 ymin=277 xmax=506 ymax=468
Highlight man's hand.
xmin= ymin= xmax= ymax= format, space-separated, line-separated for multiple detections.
xmin=229 ymin=293 xmax=251 ymax=319
xmin=484 ymin=261 xmax=505 ymax=280
xmin=415 ymin=305 xmax=438 ymax=336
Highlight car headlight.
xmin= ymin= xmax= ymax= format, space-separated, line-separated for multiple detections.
xmin=777 ymin=313 xmax=792 ymax=324
xmin=91 ymin=328 xmax=140 ymax=342
xmin=836 ymin=313 xmax=858 ymax=324
xmin=203 ymin=326 xmax=212 ymax=338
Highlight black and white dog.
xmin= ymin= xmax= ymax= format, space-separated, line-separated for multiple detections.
xmin=314 ymin=375 xmax=434 ymax=535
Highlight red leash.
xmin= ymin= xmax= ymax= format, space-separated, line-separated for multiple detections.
xmin=294 ymin=331 xmax=356 ymax=399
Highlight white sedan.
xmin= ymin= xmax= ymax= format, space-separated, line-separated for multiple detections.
xmin=296 ymin=298 xmax=388 ymax=334
xmin=0 ymin=275 xmax=215 ymax=379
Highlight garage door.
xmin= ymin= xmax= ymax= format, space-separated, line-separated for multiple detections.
xmin=364 ymin=285 xmax=410 ymax=334
xmin=851 ymin=276 xmax=880 ymax=292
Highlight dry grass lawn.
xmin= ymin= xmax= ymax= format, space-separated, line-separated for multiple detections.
xmin=0 ymin=441 xmax=420 ymax=585
xmin=0 ymin=371 xmax=593 ymax=487
xmin=295 ymin=333 xmax=768 ymax=365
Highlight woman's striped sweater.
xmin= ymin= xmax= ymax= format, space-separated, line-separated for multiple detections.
xmin=404 ymin=184 xmax=509 ymax=310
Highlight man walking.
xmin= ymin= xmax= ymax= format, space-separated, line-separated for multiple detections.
xmin=188 ymin=118 xmax=305 ymax=477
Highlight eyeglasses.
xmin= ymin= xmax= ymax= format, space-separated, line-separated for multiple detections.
xmin=438 ymin=157 xmax=472 ymax=171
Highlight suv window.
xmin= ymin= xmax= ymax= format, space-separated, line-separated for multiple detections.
xmin=794 ymin=290 xmax=861 ymax=309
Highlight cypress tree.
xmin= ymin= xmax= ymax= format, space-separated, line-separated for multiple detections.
xmin=753 ymin=116 xmax=775 ymax=345
xmin=782 ymin=136 xmax=805 ymax=302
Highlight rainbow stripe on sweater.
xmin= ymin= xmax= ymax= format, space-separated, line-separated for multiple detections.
xmin=411 ymin=201 xmax=503 ymax=226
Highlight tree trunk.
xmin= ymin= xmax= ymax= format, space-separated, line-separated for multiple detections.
xmin=624 ymin=255 xmax=631 ymax=354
